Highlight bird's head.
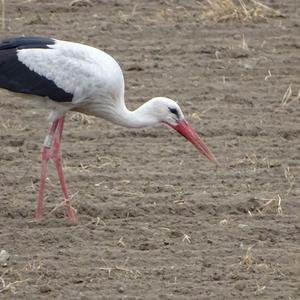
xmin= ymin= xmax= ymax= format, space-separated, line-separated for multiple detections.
xmin=149 ymin=97 xmax=218 ymax=164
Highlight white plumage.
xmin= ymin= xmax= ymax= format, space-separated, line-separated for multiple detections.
xmin=17 ymin=40 xmax=125 ymax=121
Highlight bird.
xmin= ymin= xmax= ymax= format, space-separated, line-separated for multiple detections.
xmin=0 ymin=36 xmax=218 ymax=223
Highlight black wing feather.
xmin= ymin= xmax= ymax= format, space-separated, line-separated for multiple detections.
xmin=0 ymin=36 xmax=73 ymax=102
xmin=0 ymin=36 xmax=55 ymax=50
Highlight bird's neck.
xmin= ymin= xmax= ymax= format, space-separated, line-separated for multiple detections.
xmin=109 ymin=101 xmax=158 ymax=128
xmin=89 ymin=99 xmax=158 ymax=128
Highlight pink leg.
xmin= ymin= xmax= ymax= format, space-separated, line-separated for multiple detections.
xmin=35 ymin=119 xmax=59 ymax=219
xmin=51 ymin=117 xmax=77 ymax=223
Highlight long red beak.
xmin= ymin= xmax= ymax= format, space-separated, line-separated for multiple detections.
xmin=167 ymin=120 xmax=219 ymax=164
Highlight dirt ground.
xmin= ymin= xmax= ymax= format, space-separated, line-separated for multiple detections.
xmin=0 ymin=0 xmax=299 ymax=299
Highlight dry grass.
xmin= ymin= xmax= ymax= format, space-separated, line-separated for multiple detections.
xmin=280 ymin=84 xmax=300 ymax=106
xmin=264 ymin=69 xmax=272 ymax=81
xmin=202 ymin=0 xmax=282 ymax=22
xmin=241 ymin=33 xmax=249 ymax=50
xmin=70 ymin=112 xmax=96 ymax=125
xmin=0 ymin=277 xmax=28 ymax=294
xmin=99 ymin=258 xmax=141 ymax=279
xmin=280 ymin=84 xmax=293 ymax=106
xmin=246 ymin=194 xmax=284 ymax=216
xmin=240 ymin=244 xmax=255 ymax=269
xmin=1 ymin=119 xmax=26 ymax=131
xmin=0 ymin=268 xmax=29 ymax=294
xmin=117 ymin=236 xmax=126 ymax=247
xmin=164 ymin=184 xmax=185 ymax=202
xmin=257 ymin=194 xmax=283 ymax=215
xmin=182 ymin=233 xmax=191 ymax=243
xmin=283 ymin=166 xmax=295 ymax=196
xmin=48 ymin=191 xmax=79 ymax=217
xmin=231 ymin=153 xmax=281 ymax=170
xmin=187 ymin=105 xmax=218 ymax=120
xmin=254 ymin=284 xmax=266 ymax=295
xmin=116 ymin=3 xmax=138 ymax=24
xmin=239 ymin=243 xmax=287 ymax=281
xmin=274 ymin=84 xmax=300 ymax=112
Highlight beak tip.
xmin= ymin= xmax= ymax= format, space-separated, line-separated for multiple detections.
xmin=171 ymin=120 xmax=219 ymax=167
xmin=214 ymin=159 xmax=221 ymax=167
xmin=209 ymin=154 xmax=220 ymax=166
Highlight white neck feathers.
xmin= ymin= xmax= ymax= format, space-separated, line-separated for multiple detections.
xmin=79 ymin=98 xmax=159 ymax=128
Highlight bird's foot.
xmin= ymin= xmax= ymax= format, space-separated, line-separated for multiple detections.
xmin=65 ymin=201 xmax=77 ymax=224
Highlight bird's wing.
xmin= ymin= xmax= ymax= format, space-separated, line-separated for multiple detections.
xmin=0 ymin=37 xmax=73 ymax=102
xmin=0 ymin=37 xmax=124 ymax=103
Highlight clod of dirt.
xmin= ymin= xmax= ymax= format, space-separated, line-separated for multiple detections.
xmin=222 ymin=48 xmax=250 ymax=59
xmin=222 ymin=95 xmax=254 ymax=107
xmin=203 ymin=261 xmax=212 ymax=268
xmin=234 ymin=281 xmax=247 ymax=291
xmin=235 ymin=197 xmax=261 ymax=214
xmin=117 ymin=285 xmax=125 ymax=293
xmin=8 ymin=139 xmax=24 ymax=147
xmin=125 ymin=64 xmax=144 ymax=72
xmin=39 ymin=284 xmax=52 ymax=293
xmin=24 ymin=14 xmax=48 ymax=26
xmin=168 ymin=230 xmax=182 ymax=238
xmin=0 ymin=249 xmax=10 ymax=266
xmin=138 ymin=242 xmax=159 ymax=251
xmin=211 ymin=272 xmax=222 ymax=281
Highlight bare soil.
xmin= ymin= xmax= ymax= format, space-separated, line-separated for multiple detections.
xmin=0 ymin=0 xmax=299 ymax=299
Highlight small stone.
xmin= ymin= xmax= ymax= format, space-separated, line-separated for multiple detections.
xmin=0 ymin=250 xmax=10 ymax=266
xmin=235 ymin=281 xmax=246 ymax=291
xmin=238 ymin=224 xmax=249 ymax=229
xmin=212 ymin=272 xmax=221 ymax=281
xmin=203 ymin=261 xmax=211 ymax=268
xmin=39 ymin=284 xmax=51 ymax=293
xmin=219 ymin=219 xmax=228 ymax=225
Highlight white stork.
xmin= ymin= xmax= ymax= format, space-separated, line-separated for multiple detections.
xmin=0 ymin=36 xmax=218 ymax=223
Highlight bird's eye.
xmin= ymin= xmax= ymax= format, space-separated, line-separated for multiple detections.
xmin=168 ymin=107 xmax=179 ymax=118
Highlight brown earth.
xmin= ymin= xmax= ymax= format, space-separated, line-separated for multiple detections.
xmin=0 ymin=0 xmax=299 ymax=299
